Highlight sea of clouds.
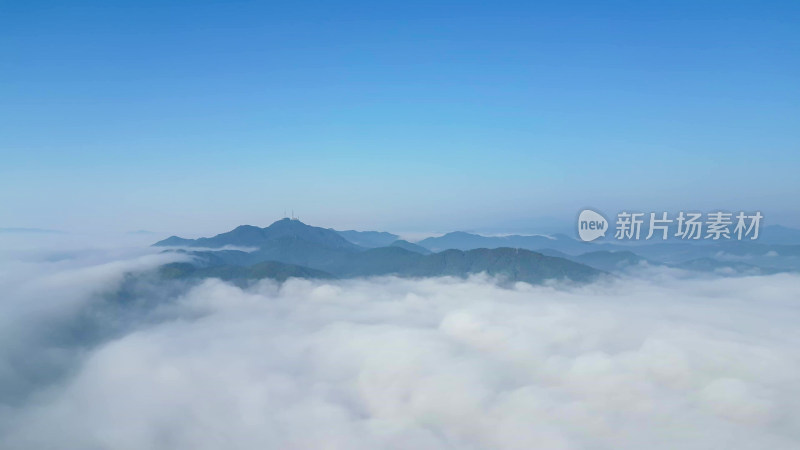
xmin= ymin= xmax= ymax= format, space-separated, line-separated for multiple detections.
xmin=1 ymin=238 xmax=799 ymax=449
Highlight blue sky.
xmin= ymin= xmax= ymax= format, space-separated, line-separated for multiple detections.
xmin=1 ymin=0 xmax=798 ymax=235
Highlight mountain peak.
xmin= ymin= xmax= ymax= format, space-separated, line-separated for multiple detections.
xmin=267 ymin=217 xmax=308 ymax=228
xmin=154 ymin=218 xmax=361 ymax=251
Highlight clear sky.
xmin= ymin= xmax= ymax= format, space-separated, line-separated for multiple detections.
xmin=2 ymin=0 xmax=798 ymax=235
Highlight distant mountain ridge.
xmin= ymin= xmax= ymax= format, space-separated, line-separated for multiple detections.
xmin=390 ymin=239 xmax=431 ymax=255
xmin=152 ymin=219 xmax=800 ymax=283
xmin=331 ymin=246 xmax=602 ymax=283
xmin=416 ymin=231 xmax=590 ymax=254
xmin=572 ymin=250 xmax=653 ymax=272
xmin=160 ymin=260 xmax=334 ymax=282
xmin=163 ymin=246 xmax=602 ymax=285
xmin=153 ymin=219 xmax=604 ymax=284
xmin=154 ymin=218 xmax=361 ymax=251
xmin=334 ymin=229 xmax=399 ymax=248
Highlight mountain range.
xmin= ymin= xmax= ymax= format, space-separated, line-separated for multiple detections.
xmin=154 ymin=219 xmax=603 ymax=284
xmin=153 ymin=219 xmax=800 ymax=283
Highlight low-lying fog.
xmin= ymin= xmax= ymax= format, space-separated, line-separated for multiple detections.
xmin=1 ymin=239 xmax=798 ymax=449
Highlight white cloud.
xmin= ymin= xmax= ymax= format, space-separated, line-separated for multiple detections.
xmin=0 ymin=246 xmax=188 ymax=408
xmin=1 ymin=265 xmax=799 ymax=449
